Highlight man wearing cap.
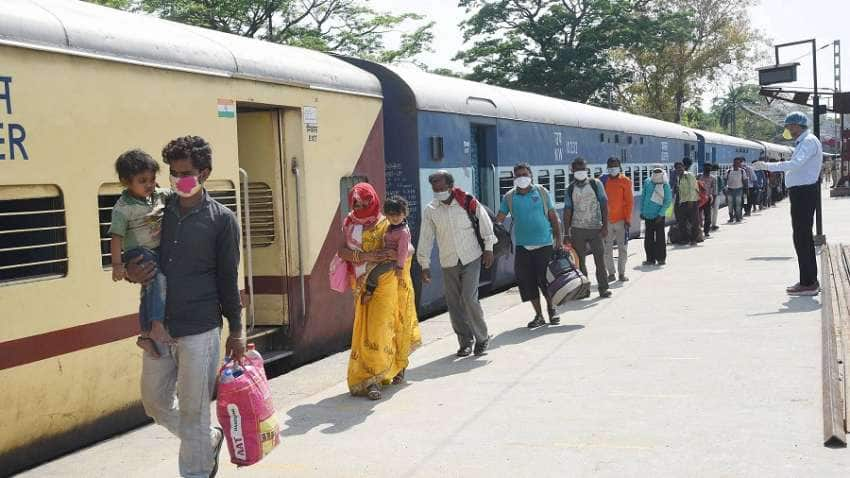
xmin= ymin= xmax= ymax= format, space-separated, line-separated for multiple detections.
xmin=754 ymin=112 xmax=823 ymax=296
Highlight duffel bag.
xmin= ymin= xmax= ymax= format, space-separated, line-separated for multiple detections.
xmin=546 ymin=249 xmax=590 ymax=306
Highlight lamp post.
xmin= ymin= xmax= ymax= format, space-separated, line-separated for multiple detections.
xmin=770 ymin=39 xmax=825 ymax=244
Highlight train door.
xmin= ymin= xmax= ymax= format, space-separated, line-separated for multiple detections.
xmin=694 ymin=133 xmax=706 ymax=171
xmin=236 ymin=108 xmax=289 ymax=334
xmin=470 ymin=123 xmax=498 ymax=286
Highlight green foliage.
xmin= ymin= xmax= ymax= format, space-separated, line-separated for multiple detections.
xmin=85 ymin=0 xmax=434 ymax=63
xmin=454 ymin=0 xmax=651 ymax=103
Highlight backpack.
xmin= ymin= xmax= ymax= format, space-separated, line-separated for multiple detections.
xmin=567 ymin=178 xmax=603 ymax=207
xmin=503 ymin=184 xmax=551 ymax=217
xmin=545 ymin=247 xmax=590 ymax=306
xmin=462 ymin=193 xmax=512 ymax=258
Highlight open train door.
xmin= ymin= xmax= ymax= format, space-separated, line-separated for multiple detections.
xmin=235 ymin=107 xmax=293 ymax=361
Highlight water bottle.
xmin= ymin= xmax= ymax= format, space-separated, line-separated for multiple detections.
xmin=219 ymin=367 xmax=235 ymax=384
xmin=244 ymin=343 xmax=266 ymax=380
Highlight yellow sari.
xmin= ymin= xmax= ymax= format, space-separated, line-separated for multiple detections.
xmin=347 ymin=218 xmax=422 ymax=395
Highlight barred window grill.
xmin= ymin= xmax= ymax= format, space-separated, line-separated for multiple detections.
xmin=498 ymin=170 xmax=514 ymax=198
xmin=0 ymin=185 xmax=68 ymax=284
xmin=239 ymin=182 xmax=275 ymax=248
xmin=537 ymin=169 xmax=550 ymax=191
xmin=98 ymin=181 xmax=239 ymax=268
xmin=554 ymin=169 xmax=566 ymax=203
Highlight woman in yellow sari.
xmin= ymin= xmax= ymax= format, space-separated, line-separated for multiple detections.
xmin=337 ymin=183 xmax=421 ymax=400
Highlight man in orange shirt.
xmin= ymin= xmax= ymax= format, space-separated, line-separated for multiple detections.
xmin=602 ymin=157 xmax=634 ymax=282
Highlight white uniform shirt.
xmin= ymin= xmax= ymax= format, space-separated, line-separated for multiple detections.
xmin=765 ymin=130 xmax=823 ymax=187
xmin=416 ymin=197 xmax=496 ymax=270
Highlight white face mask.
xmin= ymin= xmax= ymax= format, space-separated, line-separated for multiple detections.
xmin=433 ymin=190 xmax=451 ymax=202
xmin=607 ymin=167 xmax=620 ymax=176
xmin=170 ymin=175 xmax=203 ymax=198
xmin=573 ymin=170 xmax=588 ymax=181
xmin=651 ymin=172 xmax=664 ymax=183
xmin=514 ymin=176 xmax=532 ymax=189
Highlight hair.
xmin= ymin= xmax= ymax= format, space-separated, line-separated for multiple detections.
xmin=115 ymin=149 xmax=159 ymax=182
xmin=682 ymin=157 xmax=693 ymax=168
xmin=606 ymin=157 xmax=621 ymax=166
xmin=513 ymin=162 xmax=532 ymax=175
xmin=674 ymin=161 xmax=684 ymax=169
xmin=702 ymin=166 xmax=712 ymax=174
xmin=733 ymin=156 xmax=745 ymax=163
xmin=428 ymin=170 xmax=454 ymax=186
xmin=571 ymin=157 xmax=587 ymax=168
xmin=162 ymin=135 xmax=213 ymax=172
xmin=383 ymin=195 xmax=409 ymax=216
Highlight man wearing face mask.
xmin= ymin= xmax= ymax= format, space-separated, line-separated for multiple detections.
xmin=417 ymin=170 xmax=496 ymax=356
xmin=674 ymin=159 xmax=700 ymax=246
xmin=563 ymin=157 xmax=612 ymax=298
xmin=496 ymin=163 xmax=562 ymax=328
xmin=125 ymin=135 xmax=242 ymax=477
xmin=601 ymin=157 xmax=633 ymax=282
xmin=753 ymin=112 xmax=823 ymax=296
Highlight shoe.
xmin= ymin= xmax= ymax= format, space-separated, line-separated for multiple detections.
xmin=209 ymin=427 xmax=224 ymax=478
xmin=367 ymin=384 xmax=382 ymax=400
xmin=474 ymin=336 xmax=492 ymax=356
xmin=549 ymin=316 xmax=561 ymax=325
xmin=642 ymin=260 xmax=655 ymax=266
xmin=657 ymin=260 xmax=666 ymax=266
xmin=704 ymin=233 xmax=710 ymax=238
xmin=619 ymin=275 xmax=629 ymax=282
xmin=785 ymin=282 xmax=801 ymax=292
xmin=689 ymin=242 xmax=697 ymax=246
xmin=787 ymin=282 xmax=820 ymax=296
xmin=599 ymin=289 xmax=612 ymax=298
xmin=711 ymin=226 xmax=719 ymax=231
xmin=607 ymin=274 xmax=616 ymax=282
xmin=456 ymin=345 xmax=473 ymax=357
xmin=527 ymin=315 xmax=546 ymax=329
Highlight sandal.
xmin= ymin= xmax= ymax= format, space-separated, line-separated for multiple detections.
xmin=392 ymin=369 xmax=405 ymax=385
xmin=366 ymin=384 xmax=381 ymax=400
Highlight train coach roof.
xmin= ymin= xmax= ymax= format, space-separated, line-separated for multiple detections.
xmin=691 ymin=128 xmax=763 ymax=149
xmin=384 ymin=65 xmax=696 ymax=142
xmin=1 ymin=0 xmax=382 ymax=97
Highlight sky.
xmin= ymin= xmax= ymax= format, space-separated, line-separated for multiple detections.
xmin=369 ymin=0 xmax=850 ymax=107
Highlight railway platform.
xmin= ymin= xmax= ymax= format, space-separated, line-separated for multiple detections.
xmin=19 ymin=190 xmax=850 ymax=477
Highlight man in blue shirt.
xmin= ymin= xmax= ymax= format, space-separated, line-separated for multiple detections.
xmin=496 ymin=163 xmax=563 ymax=328
xmin=754 ymin=112 xmax=823 ymax=296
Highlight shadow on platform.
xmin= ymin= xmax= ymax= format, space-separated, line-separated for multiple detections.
xmin=746 ymin=296 xmax=821 ymax=317
xmin=747 ymin=256 xmax=793 ymax=261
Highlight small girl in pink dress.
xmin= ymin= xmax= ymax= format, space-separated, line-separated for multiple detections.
xmin=362 ymin=196 xmax=414 ymax=304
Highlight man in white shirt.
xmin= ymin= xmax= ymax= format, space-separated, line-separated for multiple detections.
xmin=417 ymin=170 xmax=496 ymax=356
xmin=754 ymin=112 xmax=823 ymax=296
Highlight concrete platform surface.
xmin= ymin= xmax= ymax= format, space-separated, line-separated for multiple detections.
xmin=19 ymin=192 xmax=850 ymax=477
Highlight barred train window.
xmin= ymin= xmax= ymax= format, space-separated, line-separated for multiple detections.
xmin=241 ymin=182 xmax=275 ymax=248
xmin=631 ymin=167 xmax=641 ymax=191
xmin=0 ymin=185 xmax=68 ymax=284
xmin=537 ymin=169 xmax=550 ymax=191
xmin=553 ymin=169 xmax=566 ymax=203
xmin=498 ymin=170 xmax=513 ymax=198
xmin=98 ymin=180 xmax=239 ymax=268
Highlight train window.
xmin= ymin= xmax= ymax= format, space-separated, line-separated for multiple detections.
xmin=97 ymin=180 xmax=239 ymax=268
xmin=499 ymin=170 xmax=514 ymax=197
xmin=593 ymin=168 xmax=603 ymax=178
xmin=1 ymin=185 xmax=68 ymax=284
xmin=339 ymin=175 xmax=369 ymax=221
xmin=537 ymin=169 xmax=550 ymax=190
xmin=640 ymin=137 xmax=644 ymax=145
xmin=614 ymin=135 xmax=619 ymax=144
xmin=599 ymin=133 xmax=605 ymax=143
xmin=628 ymin=136 xmax=633 ymax=144
xmin=554 ymin=169 xmax=566 ymax=203
xmin=642 ymin=166 xmax=649 ymax=186
xmin=632 ymin=166 xmax=641 ymax=191
xmin=241 ymin=182 xmax=275 ymax=248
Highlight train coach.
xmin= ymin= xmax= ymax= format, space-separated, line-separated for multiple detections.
xmin=0 ymin=0 xmax=385 ymax=472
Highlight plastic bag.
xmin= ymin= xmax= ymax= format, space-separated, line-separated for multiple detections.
xmin=216 ymin=361 xmax=280 ymax=466
xmin=329 ymin=254 xmax=349 ymax=293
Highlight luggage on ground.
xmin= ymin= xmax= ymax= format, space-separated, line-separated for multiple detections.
xmin=545 ymin=246 xmax=590 ymax=306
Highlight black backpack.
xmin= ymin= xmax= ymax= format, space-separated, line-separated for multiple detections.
xmin=462 ymin=194 xmax=512 ymax=258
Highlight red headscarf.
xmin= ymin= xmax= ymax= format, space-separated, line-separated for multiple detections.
xmin=345 ymin=182 xmax=382 ymax=228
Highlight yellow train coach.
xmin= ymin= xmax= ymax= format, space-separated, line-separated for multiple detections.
xmin=0 ymin=0 xmax=385 ymax=473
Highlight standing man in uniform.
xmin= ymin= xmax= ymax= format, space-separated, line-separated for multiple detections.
xmin=417 ymin=170 xmax=496 ymax=356
xmin=754 ymin=112 xmax=823 ymax=296
xmin=602 ymin=157 xmax=634 ymax=282
xmin=126 ymin=135 xmax=244 ymax=478
xmin=496 ymin=163 xmax=562 ymax=328
xmin=563 ymin=157 xmax=612 ymax=298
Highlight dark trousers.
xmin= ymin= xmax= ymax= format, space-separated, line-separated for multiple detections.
xmin=643 ymin=217 xmax=666 ymax=263
xmin=571 ymin=227 xmax=609 ymax=292
xmin=701 ymin=200 xmax=712 ymax=235
xmin=679 ymin=201 xmax=700 ymax=242
xmin=789 ymin=184 xmax=819 ymax=286
xmin=515 ymin=245 xmax=555 ymax=317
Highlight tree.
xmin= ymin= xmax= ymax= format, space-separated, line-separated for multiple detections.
xmin=454 ymin=0 xmax=652 ymax=103
xmin=621 ymin=0 xmax=759 ymax=123
xmin=712 ymin=84 xmax=758 ymax=135
xmin=86 ymin=0 xmax=434 ymax=63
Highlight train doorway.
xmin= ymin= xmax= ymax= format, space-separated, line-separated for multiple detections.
xmin=236 ymin=107 xmax=290 ymax=332
xmin=470 ymin=123 xmax=498 ymax=287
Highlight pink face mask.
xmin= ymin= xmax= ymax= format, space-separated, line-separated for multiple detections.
xmin=170 ymin=175 xmax=202 ymax=198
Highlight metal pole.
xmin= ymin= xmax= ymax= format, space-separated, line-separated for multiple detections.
xmin=813 ymin=39 xmax=825 ymax=243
